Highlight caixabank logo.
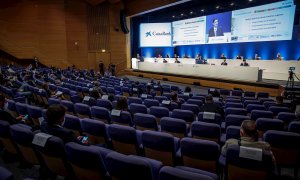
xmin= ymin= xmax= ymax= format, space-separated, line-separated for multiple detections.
xmin=145 ymin=31 xmax=171 ymax=37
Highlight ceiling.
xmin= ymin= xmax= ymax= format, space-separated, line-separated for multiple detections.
xmin=134 ymin=0 xmax=299 ymax=22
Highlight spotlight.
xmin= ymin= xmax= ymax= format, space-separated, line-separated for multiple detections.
xmin=216 ymin=6 xmax=220 ymax=9
xmin=190 ymin=11 xmax=193 ymax=14
xmin=201 ymin=9 xmax=205 ymax=12
xmin=230 ymin=2 xmax=234 ymax=6
xmin=172 ymin=15 xmax=175 ymax=18
xmin=181 ymin=13 xmax=184 ymax=16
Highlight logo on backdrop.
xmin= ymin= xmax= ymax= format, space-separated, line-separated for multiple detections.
xmin=145 ymin=31 xmax=171 ymax=37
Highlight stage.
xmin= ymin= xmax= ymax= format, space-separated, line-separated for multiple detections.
xmin=122 ymin=69 xmax=299 ymax=97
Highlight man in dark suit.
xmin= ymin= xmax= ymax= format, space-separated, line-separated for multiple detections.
xmin=200 ymin=95 xmax=224 ymax=118
xmin=221 ymin=59 xmax=228 ymax=66
xmin=41 ymin=104 xmax=83 ymax=144
xmin=0 ymin=95 xmax=24 ymax=124
xmin=208 ymin=19 xmax=224 ymax=37
xmin=240 ymin=59 xmax=249 ymax=66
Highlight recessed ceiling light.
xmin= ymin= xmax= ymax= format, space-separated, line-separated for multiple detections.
xmin=172 ymin=15 xmax=175 ymax=18
xmin=181 ymin=13 xmax=184 ymax=16
xmin=190 ymin=11 xmax=193 ymax=14
xmin=201 ymin=9 xmax=204 ymax=12
xmin=230 ymin=2 xmax=234 ymax=6
xmin=249 ymin=0 xmax=253 ymax=2
xmin=216 ymin=6 xmax=220 ymax=9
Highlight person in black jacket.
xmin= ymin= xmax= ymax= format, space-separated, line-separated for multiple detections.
xmin=200 ymin=95 xmax=224 ymax=118
xmin=41 ymin=104 xmax=86 ymax=144
xmin=0 ymin=95 xmax=24 ymax=124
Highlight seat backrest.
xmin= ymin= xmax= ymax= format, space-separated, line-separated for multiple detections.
xmin=180 ymin=137 xmax=220 ymax=173
xmin=244 ymin=91 xmax=256 ymax=98
xmin=65 ymin=142 xmax=107 ymax=180
xmin=0 ymin=120 xmax=17 ymax=154
xmin=144 ymin=99 xmax=160 ymax=108
xmin=142 ymin=130 xmax=176 ymax=166
xmin=225 ymin=115 xmax=250 ymax=128
xmin=160 ymin=117 xmax=187 ymax=138
xmin=187 ymin=99 xmax=203 ymax=107
xmin=110 ymin=110 xmax=133 ymax=126
xmin=34 ymin=136 xmax=69 ymax=177
xmin=149 ymin=106 xmax=170 ymax=123
xmin=268 ymin=106 xmax=290 ymax=116
xmin=74 ymin=103 xmax=91 ymax=118
xmin=129 ymin=103 xmax=148 ymax=114
xmin=263 ymin=130 xmax=300 ymax=166
xmin=107 ymin=124 xmax=138 ymax=155
xmin=225 ymin=108 xmax=247 ymax=116
xmin=243 ymin=100 xmax=260 ymax=108
xmin=225 ymin=102 xmax=243 ymax=109
xmin=250 ymin=110 xmax=273 ymax=121
xmin=63 ymin=114 xmax=82 ymax=136
xmin=96 ymin=99 xmax=113 ymax=110
xmin=128 ymin=97 xmax=143 ymax=105
xmin=154 ymin=96 xmax=168 ymax=103
xmin=133 ymin=113 xmax=158 ymax=131
xmin=106 ymin=152 xmax=157 ymax=180
xmin=90 ymin=106 xmax=111 ymax=124
xmin=257 ymin=92 xmax=269 ymax=99
xmin=226 ymin=144 xmax=273 ymax=180
xmin=80 ymin=118 xmax=108 ymax=145
xmin=225 ymin=126 xmax=241 ymax=140
xmin=171 ymin=109 xmax=194 ymax=123
xmin=246 ymin=104 xmax=265 ymax=113
xmin=288 ymin=121 xmax=300 ymax=134
xmin=191 ymin=121 xmax=221 ymax=143
xmin=0 ymin=167 xmax=13 ymax=180
xmin=10 ymin=124 xmax=39 ymax=165
xmin=159 ymin=166 xmax=216 ymax=180
xmin=256 ymin=118 xmax=284 ymax=138
xmin=198 ymin=112 xmax=222 ymax=125
xmin=61 ymin=100 xmax=75 ymax=114
xmin=181 ymin=104 xmax=199 ymax=115
xmin=277 ymin=112 xmax=297 ymax=124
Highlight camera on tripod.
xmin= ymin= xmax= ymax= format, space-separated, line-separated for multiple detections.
xmin=289 ymin=67 xmax=296 ymax=77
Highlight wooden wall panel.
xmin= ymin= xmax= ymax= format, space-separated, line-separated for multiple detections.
xmin=0 ymin=0 xmax=129 ymax=71
xmin=65 ymin=0 xmax=88 ymax=68
xmin=87 ymin=3 xmax=110 ymax=51
xmin=109 ymin=2 xmax=127 ymax=74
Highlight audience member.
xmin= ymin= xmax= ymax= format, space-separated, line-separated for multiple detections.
xmin=275 ymin=96 xmax=284 ymax=106
xmin=221 ymin=120 xmax=271 ymax=156
xmin=200 ymin=95 xmax=224 ymax=118
xmin=116 ymin=96 xmax=129 ymax=111
xmin=170 ymin=92 xmax=182 ymax=108
xmin=0 ymin=94 xmax=24 ymax=124
xmin=41 ymin=105 xmax=86 ymax=144
xmin=184 ymin=86 xmax=192 ymax=94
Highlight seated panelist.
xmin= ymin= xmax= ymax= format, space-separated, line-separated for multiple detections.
xmin=221 ymin=59 xmax=228 ymax=66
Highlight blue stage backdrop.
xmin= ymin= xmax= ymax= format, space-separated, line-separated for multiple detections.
xmin=140 ymin=26 xmax=300 ymax=60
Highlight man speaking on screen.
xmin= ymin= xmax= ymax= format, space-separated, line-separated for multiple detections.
xmin=208 ymin=18 xmax=224 ymax=37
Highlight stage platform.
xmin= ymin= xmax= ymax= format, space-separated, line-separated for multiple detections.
xmin=120 ymin=69 xmax=299 ymax=97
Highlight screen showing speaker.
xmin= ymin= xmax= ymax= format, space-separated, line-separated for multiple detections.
xmin=139 ymin=23 xmax=172 ymax=47
xmin=139 ymin=0 xmax=295 ymax=47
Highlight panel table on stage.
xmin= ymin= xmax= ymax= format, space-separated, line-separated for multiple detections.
xmin=138 ymin=61 xmax=260 ymax=82
xmin=207 ymin=59 xmax=300 ymax=81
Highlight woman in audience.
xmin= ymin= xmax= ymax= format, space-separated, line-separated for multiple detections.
xmin=116 ymin=96 xmax=129 ymax=111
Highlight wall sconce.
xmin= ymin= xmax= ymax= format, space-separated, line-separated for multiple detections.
xmin=101 ymin=49 xmax=106 ymax=52
xmin=74 ymin=42 xmax=78 ymax=46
